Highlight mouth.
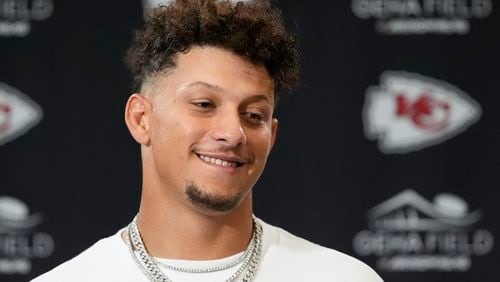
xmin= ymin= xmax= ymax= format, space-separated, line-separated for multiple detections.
xmin=195 ymin=153 xmax=245 ymax=168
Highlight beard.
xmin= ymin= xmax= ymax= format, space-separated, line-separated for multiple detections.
xmin=185 ymin=181 xmax=243 ymax=212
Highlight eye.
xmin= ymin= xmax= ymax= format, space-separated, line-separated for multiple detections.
xmin=242 ymin=112 xmax=265 ymax=124
xmin=191 ymin=100 xmax=214 ymax=110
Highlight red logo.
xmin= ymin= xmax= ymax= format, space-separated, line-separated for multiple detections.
xmin=0 ymin=103 xmax=11 ymax=132
xmin=396 ymin=92 xmax=450 ymax=131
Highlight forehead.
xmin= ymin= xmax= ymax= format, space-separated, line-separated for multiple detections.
xmin=147 ymin=46 xmax=275 ymax=102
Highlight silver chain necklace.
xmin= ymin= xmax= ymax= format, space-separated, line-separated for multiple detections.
xmin=126 ymin=215 xmax=263 ymax=282
xmin=155 ymin=233 xmax=253 ymax=273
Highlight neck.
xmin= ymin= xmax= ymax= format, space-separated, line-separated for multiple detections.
xmin=135 ymin=185 xmax=254 ymax=260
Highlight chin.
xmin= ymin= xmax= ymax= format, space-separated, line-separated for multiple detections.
xmin=185 ymin=181 xmax=246 ymax=213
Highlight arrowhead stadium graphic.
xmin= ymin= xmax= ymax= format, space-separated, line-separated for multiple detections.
xmin=0 ymin=83 xmax=43 ymax=146
xmin=363 ymin=71 xmax=481 ymax=154
xmin=353 ymin=189 xmax=494 ymax=272
xmin=0 ymin=197 xmax=42 ymax=233
xmin=367 ymin=190 xmax=481 ymax=232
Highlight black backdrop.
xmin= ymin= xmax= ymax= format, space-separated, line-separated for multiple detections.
xmin=1 ymin=1 xmax=498 ymax=281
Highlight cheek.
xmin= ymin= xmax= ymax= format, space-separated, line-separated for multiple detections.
xmin=245 ymin=130 xmax=273 ymax=183
xmin=250 ymin=130 xmax=274 ymax=159
xmin=151 ymin=114 xmax=205 ymax=155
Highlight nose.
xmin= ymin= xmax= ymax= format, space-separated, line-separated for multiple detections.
xmin=210 ymin=110 xmax=247 ymax=147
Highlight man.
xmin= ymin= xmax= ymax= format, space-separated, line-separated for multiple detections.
xmin=33 ymin=0 xmax=382 ymax=281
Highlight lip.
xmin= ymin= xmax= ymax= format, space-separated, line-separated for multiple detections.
xmin=195 ymin=152 xmax=248 ymax=173
xmin=195 ymin=152 xmax=248 ymax=165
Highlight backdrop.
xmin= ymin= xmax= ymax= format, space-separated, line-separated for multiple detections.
xmin=1 ymin=1 xmax=498 ymax=281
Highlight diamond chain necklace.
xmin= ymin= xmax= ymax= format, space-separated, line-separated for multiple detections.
xmin=126 ymin=215 xmax=263 ymax=282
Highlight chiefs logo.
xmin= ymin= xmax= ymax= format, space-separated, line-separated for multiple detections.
xmin=395 ymin=92 xmax=451 ymax=131
xmin=0 ymin=83 xmax=42 ymax=146
xmin=363 ymin=71 xmax=481 ymax=154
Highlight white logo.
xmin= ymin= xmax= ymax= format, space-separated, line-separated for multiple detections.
xmin=0 ymin=197 xmax=42 ymax=232
xmin=363 ymin=71 xmax=481 ymax=154
xmin=353 ymin=189 xmax=494 ymax=272
xmin=0 ymin=82 xmax=43 ymax=146
xmin=0 ymin=0 xmax=54 ymax=37
xmin=0 ymin=196 xmax=55 ymax=275
xmin=351 ymin=0 xmax=493 ymax=35
xmin=367 ymin=190 xmax=482 ymax=231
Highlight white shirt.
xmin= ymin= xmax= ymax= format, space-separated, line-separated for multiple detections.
xmin=32 ymin=218 xmax=383 ymax=281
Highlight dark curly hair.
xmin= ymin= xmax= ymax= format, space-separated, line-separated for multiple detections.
xmin=125 ymin=0 xmax=299 ymax=94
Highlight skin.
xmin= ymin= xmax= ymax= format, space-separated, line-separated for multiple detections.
xmin=124 ymin=46 xmax=278 ymax=259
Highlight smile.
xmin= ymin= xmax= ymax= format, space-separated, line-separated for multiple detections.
xmin=196 ymin=154 xmax=244 ymax=168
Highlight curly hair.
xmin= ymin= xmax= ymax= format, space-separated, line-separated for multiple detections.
xmin=125 ymin=0 xmax=299 ymax=94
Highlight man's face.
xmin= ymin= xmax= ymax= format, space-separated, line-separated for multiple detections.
xmin=138 ymin=46 xmax=277 ymax=213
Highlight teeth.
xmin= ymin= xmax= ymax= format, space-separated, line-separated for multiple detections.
xmin=198 ymin=154 xmax=239 ymax=168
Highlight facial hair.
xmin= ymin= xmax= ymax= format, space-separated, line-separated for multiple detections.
xmin=185 ymin=181 xmax=242 ymax=212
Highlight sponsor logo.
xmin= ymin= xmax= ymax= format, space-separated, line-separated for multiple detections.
xmin=351 ymin=0 xmax=493 ymax=35
xmin=0 ymin=0 xmax=54 ymax=37
xmin=363 ymin=71 xmax=481 ymax=154
xmin=353 ymin=189 xmax=494 ymax=272
xmin=0 ymin=196 xmax=55 ymax=275
xmin=0 ymin=82 xmax=43 ymax=146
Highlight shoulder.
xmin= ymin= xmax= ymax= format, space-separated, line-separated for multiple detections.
xmin=31 ymin=229 xmax=133 ymax=282
xmin=258 ymin=219 xmax=383 ymax=282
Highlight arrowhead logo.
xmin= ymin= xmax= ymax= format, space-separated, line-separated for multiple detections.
xmin=363 ymin=71 xmax=481 ymax=154
xmin=0 ymin=83 xmax=43 ymax=146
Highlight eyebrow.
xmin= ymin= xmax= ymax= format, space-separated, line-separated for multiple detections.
xmin=185 ymin=81 xmax=224 ymax=91
xmin=244 ymin=94 xmax=271 ymax=104
xmin=184 ymin=81 xmax=272 ymax=104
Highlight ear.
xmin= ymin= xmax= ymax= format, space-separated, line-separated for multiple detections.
xmin=125 ymin=93 xmax=151 ymax=145
xmin=270 ymin=118 xmax=278 ymax=149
